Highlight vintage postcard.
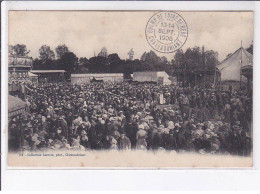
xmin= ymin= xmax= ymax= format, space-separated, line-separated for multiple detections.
xmin=6 ymin=10 xmax=253 ymax=168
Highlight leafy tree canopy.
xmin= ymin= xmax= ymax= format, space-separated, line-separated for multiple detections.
xmin=39 ymin=45 xmax=55 ymax=62
xmin=55 ymin=44 xmax=70 ymax=59
xmin=9 ymin=44 xmax=30 ymax=57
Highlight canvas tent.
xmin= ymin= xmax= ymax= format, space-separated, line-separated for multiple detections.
xmin=217 ymin=47 xmax=253 ymax=83
xmin=133 ymin=71 xmax=171 ymax=85
xmin=8 ymin=95 xmax=27 ymax=117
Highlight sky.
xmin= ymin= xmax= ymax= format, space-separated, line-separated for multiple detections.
xmin=9 ymin=11 xmax=254 ymax=61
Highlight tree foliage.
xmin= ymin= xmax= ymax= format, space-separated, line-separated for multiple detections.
xmin=9 ymin=44 xmax=30 ymax=57
xmin=57 ymin=52 xmax=78 ymax=78
xmin=55 ymin=44 xmax=70 ymax=59
xmin=171 ymin=46 xmax=219 ymax=69
xmin=79 ymin=57 xmax=91 ymax=69
xmin=88 ymin=56 xmax=109 ymax=73
xmin=246 ymin=42 xmax=253 ymax=55
xmin=127 ymin=48 xmax=135 ymax=60
xmin=39 ymin=45 xmax=55 ymax=62
xmin=32 ymin=44 xmax=219 ymax=79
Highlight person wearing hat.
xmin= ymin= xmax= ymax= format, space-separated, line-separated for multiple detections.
xmin=80 ymin=130 xmax=90 ymax=149
xmin=48 ymin=114 xmax=59 ymax=135
xmin=119 ymin=132 xmax=131 ymax=150
xmin=125 ymin=118 xmax=138 ymax=148
xmin=161 ymin=126 xmax=174 ymax=150
xmin=109 ymin=136 xmax=118 ymax=150
xmin=59 ymin=116 xmax=68 ymax=140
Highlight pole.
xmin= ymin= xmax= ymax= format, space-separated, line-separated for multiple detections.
xmin=202 ymin=46 xmax=206 ymax=88
xmin=184 ymin=65 xmax=186 ymax=87
xmin=240 ymin=41 xmax=243 ymax=89
xmin=213 ymin=66 xmax=216 ymax=88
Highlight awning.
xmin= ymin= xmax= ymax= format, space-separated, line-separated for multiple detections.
xmin=28 ymin=72 xmax=38 ymax=77
xmin=8 ymin=95 xmax=26 ymax=113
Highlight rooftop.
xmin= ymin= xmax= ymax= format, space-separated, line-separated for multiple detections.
xmin=30 ymin=70 xmax=66 ymax=73
xmin=71 ymin=73 xmax=123 ymax=77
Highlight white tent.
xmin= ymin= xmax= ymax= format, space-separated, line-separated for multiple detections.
xmin=133 ymin=71 xmax=171 ymax=85
xmin=217 ymin=47 xmax=253 ymax=82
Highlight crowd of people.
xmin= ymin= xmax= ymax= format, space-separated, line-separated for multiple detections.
xmin=9 ymin=81 xmax=252 ymax=156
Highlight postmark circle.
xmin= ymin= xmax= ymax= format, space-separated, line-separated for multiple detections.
xmin=145 ymin=11 xmax=188 ymax=53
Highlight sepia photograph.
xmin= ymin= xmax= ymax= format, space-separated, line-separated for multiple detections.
xmin=6 ymin=10 xmax=253 ymax=167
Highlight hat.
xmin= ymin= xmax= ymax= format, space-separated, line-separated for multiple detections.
xmin=235 ymin=121 xmax=241 ymax=125
xmin=168 ymin=121 xmax=175 ymax=130
xmin=138 ymin=124 xmax=145 ymax=130
xmin=81 ymin=130 xmax=87 ymax=135
xmin=162 ymin=128 xmax=170 ymax=134
xmin=175 ymin=123 xmax=181 ymax=128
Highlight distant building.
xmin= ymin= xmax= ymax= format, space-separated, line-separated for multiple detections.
xmin=30 ymin=70 xmax=65 ymax=83
xmin=71 ymin=73 xmax=124 ymax=84
xmin=133 ymin=71 xmax=171 ymax=85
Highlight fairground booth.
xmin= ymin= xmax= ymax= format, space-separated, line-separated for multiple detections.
xmin=30 ymin=70 xmax=65 ymax=83
xmin=8 ymin=55 xmax=33 ymax=94
xmin=171 ymin=66 xmax=221 ymax=88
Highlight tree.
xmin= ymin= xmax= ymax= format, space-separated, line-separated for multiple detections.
xmin=205 ymin=50 xmax=218 ymax=68
xmin=140 ymin=50 xmax=161 ymax=66
xmin=89 ymin=56 xmax=109 ymax=73
xmin=108 ymin=53 xmax=122 ymax=72
xmin=171 ymin=46 xmax=218 ymax=69
xmin=39 ymin=45 xmax=55 ymax=62
xmin=140 ymin=52 xmax=147 ymax=61
xmin=9 ymin=44 xmax=30 ymax=57
xmin=57 ymin=52 xmax=78 ymax=74
xmin=33 ymin=58 xmax=58 ymax=70
xmin=55 ymin=44 xmax=70 ymax=59
xmin=172 ymin=49 xmax=185 ymax=68
xmin=127 ymin=48 xmax=135 ymax=60
xmin=79 ymin=57 xmax=91 ymax=67
xmin=160 ymin=56 xmax=168 ymax=64
xmin=108 ymin=53 xmax=121 ymax=64
xmin=98 ymin=47 xmax=108 ymax=58
xmin=74 ymin=65 xmax=89 ymax=74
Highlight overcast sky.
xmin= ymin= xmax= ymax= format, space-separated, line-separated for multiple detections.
xmin=9 ymin=11 xmax=253 ymax=61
